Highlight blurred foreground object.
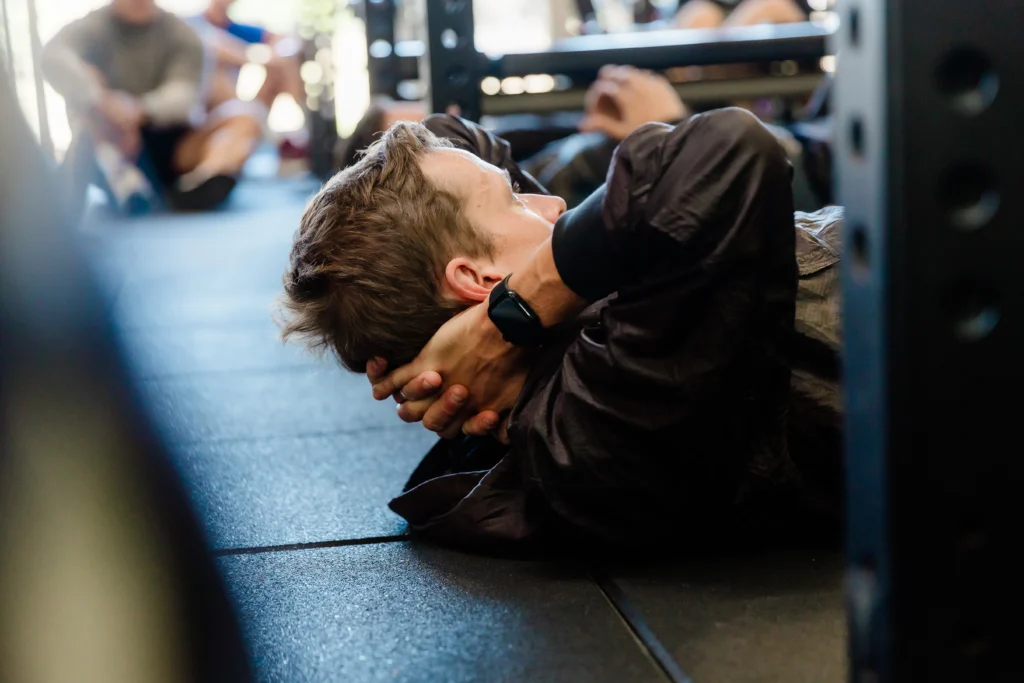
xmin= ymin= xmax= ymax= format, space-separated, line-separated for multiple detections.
xmin=0 ymin=60 xmax=252 ymax=683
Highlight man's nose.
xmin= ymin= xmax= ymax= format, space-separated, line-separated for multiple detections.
xmin=525 ymin=194 xmax=567 ymax=223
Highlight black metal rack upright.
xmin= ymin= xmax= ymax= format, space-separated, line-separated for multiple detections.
xmin=365 ymin=0 xmax=398 ymax=98
xmin=837 ymin=0 xmax=1024 ymax=681
xmin=423 ymin=0 xmax=483 ymax=121
xmin=300 ymin=0 xmax=338 ymax=179
xmin=492 ymin=22 xmax=831 ymax=82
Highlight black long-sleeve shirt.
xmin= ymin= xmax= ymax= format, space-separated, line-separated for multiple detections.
xmin=389 ymin=112 xmax=843 ymax=552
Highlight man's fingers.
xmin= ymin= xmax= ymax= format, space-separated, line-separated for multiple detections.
xmin=460 ymin=410 xmax=501 ymax=437
xmin=578 ymin=113 xmax=610 ymax=133
xmin=421 ymin=385 xmax=469 ymax=433
xmin=598 ymin=63 xmax=630 ymax=81
xmin=439 ymin=409 xmax=470 ymax=440
xmin=371 ymin=363 xmax=421 ymax=401
xmin=396 ymin=371 xmax=443 ymax=403
xmin=579 ymin=114 xmax=628 ymax=140
xmin=366 ymin=357 xmax=387 ymax=383
xmin=584 ymin=81 xmax=620 ymax=116
xmin=496 ymin=416 xmax=511 ymax=445
xmin=396 ymin=396 xmax=435 ymax=423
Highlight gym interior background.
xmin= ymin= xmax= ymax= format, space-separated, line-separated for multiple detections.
xmin=2 ymin=1 xmax=1020 ymax=682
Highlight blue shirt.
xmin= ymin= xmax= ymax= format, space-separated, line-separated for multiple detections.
xmin=221 ymin=19 xmax=265 ymax=44
xmin=185 ymin=14 xmax=266 ymax=45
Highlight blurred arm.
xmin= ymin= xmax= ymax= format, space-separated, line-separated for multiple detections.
xmin=40 ymin=14 xmax=106 ymax=110
xmin=201 ymin=27 xmax=251 ymax=69
xmin=138 ymin=23 xmax=205 ymax=126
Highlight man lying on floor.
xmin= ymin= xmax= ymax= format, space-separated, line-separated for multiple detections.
xmin=280 ymin=110 xmax=843 ymax=552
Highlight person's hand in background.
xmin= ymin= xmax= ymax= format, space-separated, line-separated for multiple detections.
xmin=92 ymin=90 xmax=145 ymax=157
xmin=578 ymin=65 xmax=689 ymax=141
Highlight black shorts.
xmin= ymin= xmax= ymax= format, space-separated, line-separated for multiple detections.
xmin=138 ymin=124 xmax=192 ymax=189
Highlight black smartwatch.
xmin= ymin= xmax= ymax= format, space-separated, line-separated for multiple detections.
xmin=488 ymin=274 xmax=549 ymax=346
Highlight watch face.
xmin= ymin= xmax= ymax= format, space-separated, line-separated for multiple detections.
xmin=488 ymin=279 xmax=543 ymax=346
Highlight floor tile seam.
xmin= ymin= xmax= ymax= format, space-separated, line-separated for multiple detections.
xmin=113 ymin=321 xmax=286 ymax=336
xmin=589 ymin=568 xmax=694 ymax=683
xmin=214 ymin=534 xmax=410 ymax=557
xmin=131 ymin=360 xmax=319 ymax=382
xmin=161 ymin=422 xmax=420 ymax=449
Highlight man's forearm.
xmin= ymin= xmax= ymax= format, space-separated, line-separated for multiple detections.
xmin=139 ymin=81 xmax=200 ymax=126
xmin=507 ymin=238 xmax=588 ymax=329
xmin=40 ymin=47 xmax=104 ymax=110
xmin=549 ymin=185 xmax=624 ymax=302
xmin=209 ymin=33 xmax=250 ymax=68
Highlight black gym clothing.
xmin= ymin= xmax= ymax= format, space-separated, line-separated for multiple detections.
xmin=139 ymin=124 xmax=192 ymax=189
xmin=389 ymin=112 xmax=843 ymax=552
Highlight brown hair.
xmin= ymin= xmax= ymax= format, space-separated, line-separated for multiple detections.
xmin=278 ymin=122 xmax=494 ymax=372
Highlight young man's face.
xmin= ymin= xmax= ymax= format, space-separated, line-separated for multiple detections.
xmin=111 ymin=0 xmax=158 ymax=24
xmin=207 ymin=0 xmax=236 ymax=14
xmin=420 ymin=148 xmax=566 ymax=302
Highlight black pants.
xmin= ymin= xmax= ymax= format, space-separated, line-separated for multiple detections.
xmin=138 ymin=124 xmax=192 ymax=190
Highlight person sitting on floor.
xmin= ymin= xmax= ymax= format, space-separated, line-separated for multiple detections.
xmin=186 ymin=0 xmax=310 ymax=164
xmin=279 ymin=111 xmax=844 ymax=553
xmin=41 ymin=0 xmax=263 ymax=213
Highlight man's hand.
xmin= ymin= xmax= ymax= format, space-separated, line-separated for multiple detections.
xmin=368 ymin=237 xmax=586 ymax=443
xmin=579 ymin=65 xmax=688 ymax=141
xmin=92 ymin=90 xmax=145 ymax=156
xmin=366 ymin=358 xmax=507 ymax=441
xmin=368 ymin=302 xmax=530 ymax=442
xmin=96 ymin=90 xmax=145 ymax=130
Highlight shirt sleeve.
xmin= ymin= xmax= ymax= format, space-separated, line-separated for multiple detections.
xmin=40 ymin=12 xmax=106 ymax=108
xmin=139 ymin=18 xmax=205 ymax=126
xmin=508 ymin=108 xmax=800 ymax=544
xmin=226 ymin=20 xmax=266 ymax=45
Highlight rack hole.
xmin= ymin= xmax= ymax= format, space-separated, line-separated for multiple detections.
xmin=936 ymin=47 xmax=999 ymax=116
xmin=850 ymin=116 xmax=865 ymax=158
xmin=848 ymin=6 xmax=861 ymax=47
xmin=939 ymin=163 xmax=999 ymax=230
xmin=440 ymin=28 xmax=459 ymax=49
xmin=949 ymin=278 xmax=999 ymax=342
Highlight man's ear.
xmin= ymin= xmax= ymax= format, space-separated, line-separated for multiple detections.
xmin=444 ymin=257 xmax=504 ymax=303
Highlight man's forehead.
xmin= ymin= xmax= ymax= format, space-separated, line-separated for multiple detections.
xmin=423 ymin=147 xmax=495 ymax=173
xmin=421 ymin=148 xmax=502 ymax=196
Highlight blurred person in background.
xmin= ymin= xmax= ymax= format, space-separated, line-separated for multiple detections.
xmin=41 ymin=0 xmax=263 ymax=214
xmin=527 ymin=65 xmax=832 ymax=211
xmin=674 ymin=0 xmax=809 ymax=29
xmin=336 ymin=66 xmax=832 ymax=213
xmin=186 ymin=0 xmax=310 ymax=164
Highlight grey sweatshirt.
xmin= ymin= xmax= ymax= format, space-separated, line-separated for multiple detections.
xmin=41 ymin=6 xmax=205 ymax=127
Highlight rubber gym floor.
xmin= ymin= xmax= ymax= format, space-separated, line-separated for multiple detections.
xmin=85 ymin=162 xmax=848 ymax=683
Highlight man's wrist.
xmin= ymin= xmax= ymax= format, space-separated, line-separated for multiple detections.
xmin=506 ymin=238 xmax=587 ymax=329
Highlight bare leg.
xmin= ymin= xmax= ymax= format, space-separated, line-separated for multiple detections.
xmin=206 ymin=68 xmax=240 ymax=111
xmin=674 ymin=0 xmax=728 ymax=29
xmin=723 ymin=0 xmax=807 ymax=26
xmin=674 ymin=0 xmax=808 ymax=85
xmin=270 ymin=54 xmax=306 ymax=105
xmin=173 ymin=111 xmax=262 ymax=195
xmin=254 ymin=54 xmax=305 ymax=110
